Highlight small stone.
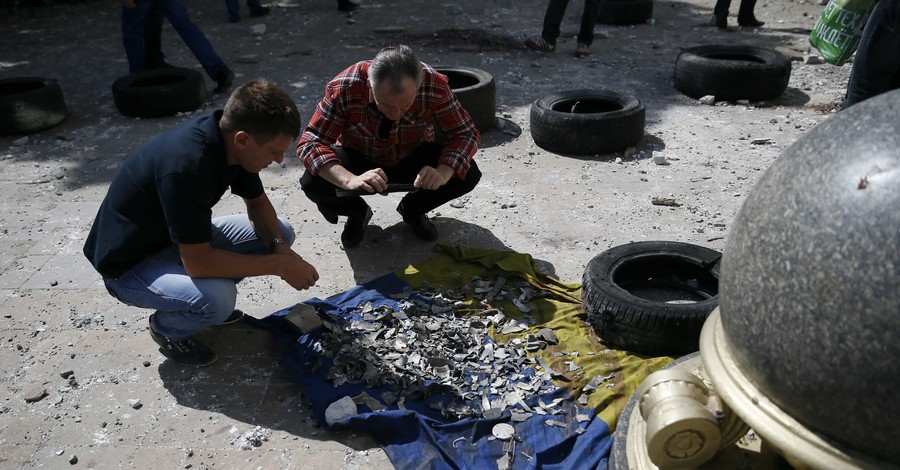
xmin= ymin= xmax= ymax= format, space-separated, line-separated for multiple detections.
xmin=69 ymin=455 xmax=78 ymax=465
xmin=142 ymin=361 xmax=151 ymax=367
xmin=750 ymin=138 xmax=771 ymax=145
xmin=736 ymin=99 xmax=750 ymax=105
xmin=55 ymin=450 xmax=65 ymax=456
xmin=614 ymin=157 xmax=623 ymax=164
xmin=127 ymin=399 xmax=143 ymax=409
xmin=623 ymin=147 xmax=637 ymax=158
xmin=60 ymin=370 xmax=74 ymax=379
xmin=803 ymin=54 xmax=822 ymax=65
xmin=24 ymin=386 xmax=48 ymax=403
xmin=324 ymin=396 xmax=357 ymax=426
xmin=593 ymin=27 xmax=609 ymax=39
xmin=12 ymin=136 xmax=29 ymax=146
xmin=249 ymin=24 xmax=266 ymax=35
xmin=699 ymin=95 xmax=716 ymax=105
xmin=50 ymin=281 xmax=59 ymax=287
xmin=652 ymin=153 xmax=669 ymax=165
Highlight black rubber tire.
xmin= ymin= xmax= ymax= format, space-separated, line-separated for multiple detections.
xmin=582 ymin=241 xmax=721 ymax=356
xmin=674 ymin=44 xmax=792 ymax=102
xmin=597 ymin=0 xmax=653 ymax=25
xmin=530 ymin=89 xmax=645 ymax=156
xmin=0 ymin=77 xmax=68 ymax=136
xmin=434 ymin=66 xmax=496 ymax=133
xmin=112 ymin=67 xmax=207 ymax=118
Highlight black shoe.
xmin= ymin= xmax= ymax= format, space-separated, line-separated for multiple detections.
xmin=738 ymin=16 xmax=764 ymax=27
xmin=403 ymin=213 xmax=438 ymax=241
xmin=710 ymin=13 xmax=727 ymax=29
xmin=338 ymin=0 xmax=358 ymax=11
xmin=341 ymin=206 xmax=372 ymax=249
xmin=148 ymin=315 xmax=217 ymax=367
xmin=321 ymin=208 xmax=338 ymax=224
xmin=249 ymin=6 xmax=270 ymax=17
xmin=214 ymin=67 xmax=235 ymax=93
xmin=219 ymin=309 xmax=245 ymax=325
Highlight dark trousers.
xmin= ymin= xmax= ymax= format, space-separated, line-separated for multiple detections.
xmin=714 ymin=0 xmax=757 ymax=20
xmin=300 ymin=143 xmax=482 ymax=221
xmin=224 ymin=0 xmax=263 ymax=22
xmin=844 ymin=0 xmax=900 ymax=108
xmin=121 ymin=0 xmax=226 ymax=78
xmin=541 ymin=0 xmax=600 ymax=46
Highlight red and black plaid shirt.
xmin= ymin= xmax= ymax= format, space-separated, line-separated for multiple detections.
xmin=296 ymin=61 xmax=480 ymax=179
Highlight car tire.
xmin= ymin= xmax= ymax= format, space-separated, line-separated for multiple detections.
xmin=0 ymin=77 xmax=68 ymax=136
xmin=112 ymin=67 xmax=207 ymax=118
xmin=674 ymin=44 xmax=792 ymax=102
xmin=597 ymin=0 xmax=653 ymax=25
xmin=530 ymin=89 xmax=645 ymax=156
xmin=434 ymin=66 xmax=496 ymax=133
xmin=582 ymin=241 xmax=721 ymax=356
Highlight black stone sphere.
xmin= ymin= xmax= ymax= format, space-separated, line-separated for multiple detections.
xmin=719 ymin=89 xmax=900 ymax=465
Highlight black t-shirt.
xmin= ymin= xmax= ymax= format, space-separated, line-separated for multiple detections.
xmin=83 ymin=111 xmax=264 ymax=278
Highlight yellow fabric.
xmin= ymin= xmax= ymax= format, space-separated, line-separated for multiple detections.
xmin=398 ymin=245 xmax=674 ymax=432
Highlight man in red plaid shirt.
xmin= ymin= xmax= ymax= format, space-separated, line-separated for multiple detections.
xmin=296 ymin=45 xmax=482 ymax=249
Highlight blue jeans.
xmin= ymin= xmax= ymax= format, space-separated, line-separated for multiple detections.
xmin=541 ymin=0 xmax=600 ymax=46
xmin=121 ymin=0 xmax=227 ymax=79
xmin=103 ymin=215 xmax=295 ymax=340
xmin=844 ymin=0 xmax=900 ymax=108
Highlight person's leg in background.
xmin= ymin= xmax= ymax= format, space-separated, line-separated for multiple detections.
xmin=156 ymin=0 xmax=234 ymax=91
xmin=121 ymin=0 xmax=154 ymax=73
xmin=711 ymin=0 xmax=731 ymax=29
xmin=844 ymin=0 xmax=900 ymax=108
xmin=525 ymin=0 xmax=571 ymax=53
xmin=575 ymin=0 xmax=600 ymax=57
xmin=737 ymin=0 xmax=764 ymax=26
xmin=143 ymin=3 xmax=169 ymax=68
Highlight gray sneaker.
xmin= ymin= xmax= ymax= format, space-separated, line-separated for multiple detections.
xmin=148 ymin=315 xmax=217 ymax=367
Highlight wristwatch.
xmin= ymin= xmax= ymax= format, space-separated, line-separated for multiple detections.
xmin=270 ymin=237 xmax=286 ymax=251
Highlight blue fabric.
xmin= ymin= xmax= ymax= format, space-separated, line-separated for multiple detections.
xmin=249 ymin=272 xmax=613 ymax=469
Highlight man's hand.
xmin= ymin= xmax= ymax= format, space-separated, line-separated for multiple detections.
xmin=277 ymin=249 xmax=319 ymax=290
xmin=414 ymin=164 xmax=454 ymax=190
xmin=346 ymin=168 xmax=389 ymax=194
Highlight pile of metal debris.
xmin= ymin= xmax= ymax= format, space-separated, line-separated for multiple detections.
xmin=312 ymin=276 xmax=612 ymax=424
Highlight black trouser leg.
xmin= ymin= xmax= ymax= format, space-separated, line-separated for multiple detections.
xmin=389 ymin=143 xmax=482 ymax=218
xmin=299 ymin=143 xmax=481 ymax=221
xmin=299 ymin=147 xmax=372 ymax=220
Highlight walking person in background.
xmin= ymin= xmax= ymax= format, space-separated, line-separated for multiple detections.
xmin=843 ymin=0 xmax=900 ymax=108
xmin=524 ymin=0 xmax=600 ymax=58
xmin=121 ymin=0 xmax=235 ymax=92
xmin=710 ymin=0 xmax=764 ymax=29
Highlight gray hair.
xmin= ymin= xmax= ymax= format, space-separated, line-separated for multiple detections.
xmin=368 ymin=45 xmax=423 ymax=94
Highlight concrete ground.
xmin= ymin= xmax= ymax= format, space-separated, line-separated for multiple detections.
xmin=0 ymin=0 xmax=850 ymax=467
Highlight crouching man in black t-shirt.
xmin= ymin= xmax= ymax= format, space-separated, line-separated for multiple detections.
xmin=83 ymin=79 xmax=319 ymax=367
